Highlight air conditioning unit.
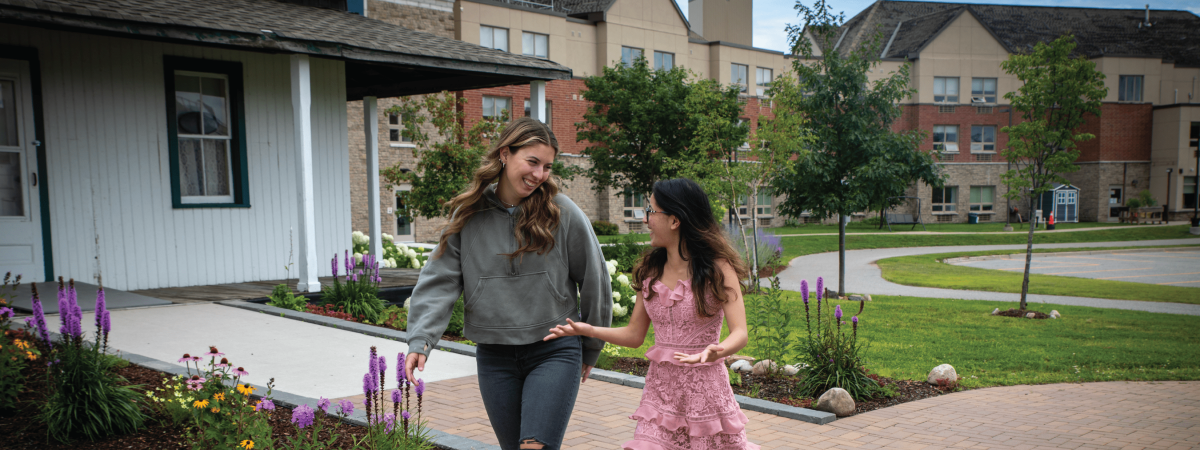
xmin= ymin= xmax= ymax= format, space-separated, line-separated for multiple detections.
xmin=971 ymin=96 xmax=988 ymax=104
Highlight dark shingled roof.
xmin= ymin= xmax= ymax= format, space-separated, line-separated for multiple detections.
xmin=821 ymin=1 xmax=1200 ymax=66
xmin=0 ymin=0 xmax=573 ymax=99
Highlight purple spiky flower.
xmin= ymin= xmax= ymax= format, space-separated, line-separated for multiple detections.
xmin=332 ymin=254 xmax=339 ymax=278
xmin=95 ymin=286 xmax=107 ymax=332
xmin=816 ymin=277 xmax=824 ymax=302
xmin=415 ymin=379 xmax=425 ymax=397
xmin=835 ymin=304 xmax=843 ymax=320
xmin=801 ymin=279 xmax=809 ymax=304
xmin=397 ymin=352 xmax=406 ymax=385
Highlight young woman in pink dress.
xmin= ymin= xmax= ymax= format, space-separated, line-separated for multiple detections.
xmin=545 ymin=178 xmax=759 ymax=450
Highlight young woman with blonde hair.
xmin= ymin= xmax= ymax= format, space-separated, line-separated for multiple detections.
xmin=404 ymin=117 xmax=611 ymax=450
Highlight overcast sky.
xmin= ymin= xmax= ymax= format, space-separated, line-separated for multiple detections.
xmin=671 ymin=0 xmax=1200 ymax=53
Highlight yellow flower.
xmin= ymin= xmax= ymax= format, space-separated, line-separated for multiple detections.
xmin=14 ymin=340 xmax=29 ymax=350
xmin=193 ymin=399 xmax=210 ymax=409
xmin=213 ymin=392 xmax=225 ymax=401
xmin=211 ymin=407 xmax=220 ymax=413
xmin=26 ymin=351 xmax=36 ymax=361
xmin=240 ymin=440 xmax=255 ymax=449
xmin=237 ymin=384 xmax=255 ymax=396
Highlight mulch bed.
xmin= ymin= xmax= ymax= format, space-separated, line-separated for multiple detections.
xmin=995 ymin=308 xmax=1051 ymax=319
xmin=0 ymin=362 xmax=441 ymax=450
xmin=609 ymin=357 xmax=955 ymax=417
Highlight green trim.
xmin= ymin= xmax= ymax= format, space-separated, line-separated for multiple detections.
xmin=1 ymin=45 xmax=54 ymax=282
xmin=163 ymin=56 xmax=251 ymax=209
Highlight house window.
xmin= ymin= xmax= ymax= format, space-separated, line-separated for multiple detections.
xmin=756 ymin=67 xmax=772 ymax=96
xmin=970 ymin=186 xmax=994 ymax=212
xmin=934 ymin=77 xmax=959 ymax=103
xmin=932 ymin=186 xmax=957 ymax=212
xmin=524 ymin=99 xmax=552 ymax=127
xmin=480 ymin=26 xmax=508 ymax=52
xmin=621 ymin=46 xmax=643 ymax=67
xmin=482 ymin=96 xmax=510 ymax=119
xmin=970 ymin=125 xmax=995 ymax=152
xmin=165 ymin=57 xmax=248 ymax=208
xmin=731 ymin=63 xmax=749 ymax=92
xmin=756 ymin=189 xmax=773 ymax=215
xmin=1118 ymin=75 xmax=1143 ymax=102
xmin=654 ymin=51 xmax=674 ymax=70
xmin=933 ymin=125 xmax=959 ymax=153
xmin=623 ymin=188 xmax=645 ymax=218
xmin=388 ymin=112 xmax=414 ymax=144
xmin=522 ymin=32 xmax=548 ymax=58
xmin=971 ymin=77 xmax=996 ymax=103
xmin=1185 ymin=176 xmax=1197 ymax=209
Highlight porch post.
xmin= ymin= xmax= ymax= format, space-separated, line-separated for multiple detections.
xmin=529 ymin=80 xmax=546 ymax=123
xmin=364 ymin=96 xmax=384 ymax=259
xmin=291 ymin=54 xmax=320 ymax=293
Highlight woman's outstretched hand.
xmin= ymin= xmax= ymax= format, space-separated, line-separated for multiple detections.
xmin=543 ymin=318 xmax=594 ymax=341
xmin=404 ymin=352 xmax=427 ymax=383
xmin=673 ymin=344 xmax=725 ymax=364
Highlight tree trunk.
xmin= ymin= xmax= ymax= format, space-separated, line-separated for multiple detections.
xmin=750 ymin=187 xmax=760 ymax=293
xmin=839 ymin=213 xmax=846 ymax=297
xmin=1020 ymin=196 xmax=1036 ymax=310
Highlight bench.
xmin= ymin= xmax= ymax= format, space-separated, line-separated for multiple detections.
xmin=885 ymin=213 xmax=925 ymax=231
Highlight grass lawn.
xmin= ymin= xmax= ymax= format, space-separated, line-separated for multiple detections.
xmin=609 ymin=293 xmax=1200 ymax=389
xmin=877 ymin=245 xmax=1200 ymax=304
xmin=769 ymin=221 xmax=1132 ymax=235
xmin=779 ymin=224 xmax=1200 ymax=262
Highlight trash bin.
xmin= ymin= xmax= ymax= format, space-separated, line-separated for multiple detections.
xmin=968 ymin=213 xmax=979 ymax=224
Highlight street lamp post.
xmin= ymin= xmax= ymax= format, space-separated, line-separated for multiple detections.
xmin=1166 ymin=168 xmax=1173 ymax=224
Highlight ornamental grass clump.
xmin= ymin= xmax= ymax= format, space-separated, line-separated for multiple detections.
xmin=356 ymin=346 xmax=434 ymax=450
xmin=168 ymin=346 xmax=276 ymax=449
xmin=743 ymin=250 xmax=796 ymax=376
xmin=36 ymin=278 xmax=147 ymax=444
xmin=323 ymin=251 xmax=385 ymax=323
xmin=795 ymin=276 xmax=882 ymax=401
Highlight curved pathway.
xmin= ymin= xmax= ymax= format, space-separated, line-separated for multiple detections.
xmin=778 ymin=238 xmax=1200 ymax=315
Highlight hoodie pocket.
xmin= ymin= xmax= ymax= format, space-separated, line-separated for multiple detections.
xmin=465 ymin=271 xmax=569 ymax=329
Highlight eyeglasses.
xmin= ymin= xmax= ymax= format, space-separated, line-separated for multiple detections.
xmin=644 ymin=204 xmax=664 ymax=217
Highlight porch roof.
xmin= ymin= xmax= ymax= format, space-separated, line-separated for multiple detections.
xmin=0 ymin=0 xmax=573 ymax=100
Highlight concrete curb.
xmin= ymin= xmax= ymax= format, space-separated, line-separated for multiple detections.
xmin=218 ymin=300 xmax=837 ymax=425
xmin=943 ymin=245 xmax=1200 ymax=264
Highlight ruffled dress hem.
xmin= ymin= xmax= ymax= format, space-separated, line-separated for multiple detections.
xmin=622 ymin=437 xmax=762 ymax=450
xmin=628 ymin=404 xmax=750 ymax=437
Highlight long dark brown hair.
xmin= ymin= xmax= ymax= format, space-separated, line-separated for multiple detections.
xmin=632 ymin=178 xmax=749 ymax=318
xmin=434 ymin=117 xmax=562 ymax=260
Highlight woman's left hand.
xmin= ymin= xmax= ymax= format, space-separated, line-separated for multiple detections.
xmin=581 ymin=364 xmax=593 ymax=383
xmin=673 ymin=345 xmax=725 ymax=365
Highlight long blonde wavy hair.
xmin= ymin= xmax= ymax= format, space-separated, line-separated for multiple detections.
xmin=434 ymin=117 xmax=562 ymax=260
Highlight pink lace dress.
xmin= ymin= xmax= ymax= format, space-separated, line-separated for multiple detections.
xmin=624 ymin=279 xmax=760 ymax=450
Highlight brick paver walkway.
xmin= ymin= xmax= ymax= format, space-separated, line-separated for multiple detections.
xmin=334 ymin=377 xmax=1199 ymax=449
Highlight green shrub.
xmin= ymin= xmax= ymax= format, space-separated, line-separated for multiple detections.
xmin=375 ymin=305 xmax=408 ymax=330
xmin=591 ymin=220 xmax=619 ymax=236
xmin=794 ymin=287 xmax=882 ymax=401
xmin=41 ymin=338 xmax=146 ymax=443
xmin=600 ymin=234 xmax=648 ymax=273
xmin=323 ymin=252 xmax=385 ymax=323
xmin=862 ymin=216 xmax=882 ymax=226
xmin=267 ymin=284 xmax=306 ymax=312
xmin=447 ymin=296 xmax=466 ymax=336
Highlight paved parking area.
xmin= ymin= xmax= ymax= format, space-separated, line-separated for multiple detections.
xmin=957 ymin=248 xmax=1200 ymax=287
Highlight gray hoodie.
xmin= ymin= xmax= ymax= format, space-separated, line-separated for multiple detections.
xmin=405 ymin=185 xmax=612 ymax=366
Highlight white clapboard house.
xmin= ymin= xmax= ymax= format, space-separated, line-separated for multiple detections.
xmin=0 ymin=0 xmax=569 ymax=291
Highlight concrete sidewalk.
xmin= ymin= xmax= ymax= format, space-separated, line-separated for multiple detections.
xmin=780 ymin=238 xmax=1200 ymax=315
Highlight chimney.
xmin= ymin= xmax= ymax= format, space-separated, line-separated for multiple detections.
xmin=1144 ymin=4 xmax=1152 ymax=27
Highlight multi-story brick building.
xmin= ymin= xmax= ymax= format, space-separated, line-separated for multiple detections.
xmin=819 ymin=1 xmax=1200 ymax=224
xmin=348 ymin=0 xmax=790 ymax=242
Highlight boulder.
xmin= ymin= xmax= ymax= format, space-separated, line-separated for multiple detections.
xmin=727 ymin=354 xmax=756 ymax=364
xmin=864 ymin=294 xmax=872 ymax=302
xmin=991 ymin=308 xmax=1000 ymax=315
xmin=783 ymin=364 xmax=801 ymax=376
xmin=927 ymin=364 xmax=958 ymax=385
xmin=825 ymin=288 xmax=838 ymax=300
xmin=1050 ymin=310 xmax=1061 ymax=319
xmin=730 ymin=360 xmax=753 ymax=373
xmin=751 ymin=359 xmax=778 ymax=376
xmin=1025 ymin=312 xmax=1036 ymax=319
xmin=849 ymin=294 xmax=864 ymax=301
xmin=813 ymin=388 xmax=855 ymax=417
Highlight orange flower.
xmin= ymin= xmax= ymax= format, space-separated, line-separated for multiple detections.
xmin=213 ymin=392 xmax=225 ymax=401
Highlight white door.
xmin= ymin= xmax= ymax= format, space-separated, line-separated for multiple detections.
xmin=0 ymin=59 xmax=43 ymax=282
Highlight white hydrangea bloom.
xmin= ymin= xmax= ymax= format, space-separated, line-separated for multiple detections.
xmin=606 ymin=260 xmax=617 ymax=276
xmin=612 ymin=291 xmax=621 ymax=301
xmin=351 ymin=230 xmax=366 ymax=245
xmin=612 ymin=302 xmax=628 ymax=317
xmin=410 ymin=256 xmax=420 ymax=268
xmin=404 ymin=298 xmax=411 ymax=309
xmin=396 ymin=243 xmax=409 ymax=251
xmin=353 ymin=252 xmax=364 ymax=265
xmin=388 ymin=258 xmax=398 ymax=268
xmin=382 ymin=233 xmax=393 ymax=242
xmin=616 ymin=274 xmax=630 ymax=286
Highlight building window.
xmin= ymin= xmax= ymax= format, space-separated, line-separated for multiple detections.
xmin=970 ymin=186 xmax=994 ymax=212
xmin=623 ymin=188 xmax=645 ymax=218
xmin=934 ymin=77 xmax=959 ymax=103
xmin=1190 ymin=122 xmax=1199 ymax=152
xmin=524 ymin=99 xmax=552 ymax=127
xmin=482 ymin=96 xmax=510 ymax=119
xmin=653 ymin=51 xmax=674 ymax=70
xmin=756 ymin=189 xmax=773 ymax=215
xmin=165 ymin=57 xmax=248 ymax=208
xmin=970 ymin=125 xmax=995 ymax=152
xmin=731 ymin=63 xmax=749 ymax=92
xmin=933 ymin=125 xmax=959 ymax=153
xmin=388 ymin=112 xmax=414 ymax=144
xmin=1118 ymin=75 xmax=1143 ymax=102
xmin=932 ymin=186 xmax=957 ymax=212
xmin=971 ymin=77 xmax=996 ymax=103
xmin=621 ymin=46 xmax=643 ymax=67
xmin=395 ymin=194 xmax=411 ymax=237
xmin=1185 ymin=176 xmax=1197 ymax=209
xmin=522 ymin=32 xmax=548 ymax=58
xmin=480 ymin=26 xmax=508 ymax=52
xmin=756 ymin=67 xmax=772 ymax=96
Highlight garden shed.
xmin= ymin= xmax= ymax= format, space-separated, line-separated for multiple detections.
xmin=1038 ymin=183 xmax=1080 ymax=223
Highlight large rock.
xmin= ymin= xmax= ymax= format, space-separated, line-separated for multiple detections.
xmin=991 ymin=308 xmax=1000 ymax=315
xmin=727 ymin=354 xmax=756 ymax=364
xmin=1050 ymin=310 xmax=1061 ymax=319
xmin=730 ymin=360 xmax=753 ymax=374
xmin=751 ymin=359 xmax=778 ymax=376
xmin=813 ymin=388 xmax=855 ymax=417
xmin=927 ymin=364 xmax=958 ymax=385
xmin=783 ymin=364 xmax=801 ymax=376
